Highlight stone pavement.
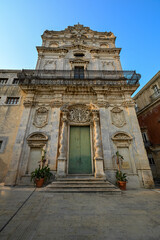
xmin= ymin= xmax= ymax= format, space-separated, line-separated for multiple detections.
xmin=0 ymin=185 xmax=160 ymax=240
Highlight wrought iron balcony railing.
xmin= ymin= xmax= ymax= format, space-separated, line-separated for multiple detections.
xmin=18 ymin=70 xmax=140 ymax=86
xmin=150 ymin=89 xmax=160 ymax=101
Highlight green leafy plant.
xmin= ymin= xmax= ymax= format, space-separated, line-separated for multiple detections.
xmin=31 ymin=165 xmax=53 ymax=183
xmin=115 ymin=151 xmax=128 ymax=183
xmin=116 ymin=170 xmax=127 ymax=182
xmin=31 ymin=148 xmax=53 ymax=184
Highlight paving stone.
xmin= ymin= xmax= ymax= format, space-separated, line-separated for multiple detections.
xmin=0 ymin=187 xmax=160 ymax=240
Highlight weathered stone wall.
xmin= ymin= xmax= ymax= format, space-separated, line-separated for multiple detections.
xmin=0 ymin=71 xmax=25 ymax=182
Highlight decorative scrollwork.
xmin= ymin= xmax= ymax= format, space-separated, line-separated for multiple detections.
xmin=68 ymin=105 xmax=91 ymax=123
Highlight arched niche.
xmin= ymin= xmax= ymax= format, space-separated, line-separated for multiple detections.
xmin=26 ymin=132 xmax=48 ymax=173
xmin=27 ymin=132 xmax=48 ymax=148
xmin=112 ymin=132 xmax=132 ymax=148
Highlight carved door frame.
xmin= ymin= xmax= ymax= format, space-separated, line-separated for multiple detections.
xmin=57 ymin=104 xmax=105 ymax=178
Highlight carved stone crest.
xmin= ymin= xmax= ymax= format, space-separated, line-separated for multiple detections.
xmin=33 ymin=107 xmax=48 ymax=128
xmin=68 ymin=105 xmax=91 ymax=123
xmin=111 ymin=107 xmax=126 ymax=128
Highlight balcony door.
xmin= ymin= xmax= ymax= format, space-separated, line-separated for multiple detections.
xmin=74 ymin=66 xmax=84 ymax=79
xmin=68 ymin=126 xmax=92 ymax=174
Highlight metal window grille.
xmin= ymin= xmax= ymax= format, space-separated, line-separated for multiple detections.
xmin=12 ymin=79 xmax=19 ymax=84
xmin=0 ymin=79 xmax=8 ymax=84
xmin=6 ymin=97 xmax=19 ymax=104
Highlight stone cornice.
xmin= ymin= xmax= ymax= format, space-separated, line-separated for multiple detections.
xmin=36 ymin=46 xmax=121 ymax=54
xmin=90 ymin=48 xmax=121 ymax=54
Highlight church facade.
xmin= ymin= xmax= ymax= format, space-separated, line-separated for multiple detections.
xmin=0 ymin=24 xmax=154 ymax=188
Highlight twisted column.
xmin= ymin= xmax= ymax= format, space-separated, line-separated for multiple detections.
xmin=92 ymin=110 xmax=105 ymax=178
xmin=57 ymin=110 xmax=68 ymax=177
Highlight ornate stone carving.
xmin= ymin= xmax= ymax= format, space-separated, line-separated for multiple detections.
xmin=23 ymin=100 xmax=36 ymax=107
xmin=68 ymin=105 xmax=91 ymax=123
xmin=44 ymin=60 xmax=57 ymax=70
xmin=122 ymin=100 xmax=135 ymax=108
xmin=33 ymin=107 xmax=48 ymax=128
xmin=111 ymin=107 xmax=126 ymax=128
xmin=112 ymin=132 xmax=132 ymax=147
xmin=27 ymin=132 xmax=48 ymax=148
xmin=102 ymin=61 xmax=116 ymax=70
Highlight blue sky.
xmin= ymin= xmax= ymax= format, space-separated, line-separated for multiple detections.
xmin=0 ymin=0 xmax=160 ymax=95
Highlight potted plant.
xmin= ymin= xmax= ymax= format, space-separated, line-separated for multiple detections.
xmin=115 ymin=151 xmax=128 ymax=190
xmin=116 ymin=170 xmax=127 ymax=190
xmin=31 ymin=149 xmax=53 ymax=187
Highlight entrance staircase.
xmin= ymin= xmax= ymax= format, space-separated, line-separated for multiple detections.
xmin=46 ymin=176 xmax=121 ymax=194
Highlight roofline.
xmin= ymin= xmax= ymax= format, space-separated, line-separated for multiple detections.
xmin=133 ymin=70 xmax=160 ymax=99
xmin=0 ymin=69 xmax=21 ymax=73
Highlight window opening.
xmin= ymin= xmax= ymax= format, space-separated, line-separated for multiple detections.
xmin=0 ymin=141 xmax=2 ymax=149
xmin=6 ymin=97 xmax=19 ymax=104
xmin=0 ymin=78 xmax=8 ymax=84
xmin=74 ymin=66 xmax=84 ymax=79
xmin=12 ymin=79 xmax=19 ymax=84
xmin=74 ymin=53 xmax=85 ymax=57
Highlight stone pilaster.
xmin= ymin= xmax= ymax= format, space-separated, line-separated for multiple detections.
xmin=56 ymin=110 xmax=68 ymax=177
xmin=92 ymin=110 xmax=105 ymax=178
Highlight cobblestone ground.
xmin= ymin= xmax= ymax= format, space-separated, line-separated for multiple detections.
xmin=0 ymin=186 xmax=160 ymax=240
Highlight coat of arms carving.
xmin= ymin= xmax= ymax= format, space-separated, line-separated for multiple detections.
xmin=111 ymin=107 xmax=126 ymax=128
xmin=68 ymin=105 xmax=91 ymax=123
xmin=33 ymin=107 xmax=49 ymax=128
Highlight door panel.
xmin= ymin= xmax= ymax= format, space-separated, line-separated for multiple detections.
xmin=68 ymin=126 xmax=92 ymax=174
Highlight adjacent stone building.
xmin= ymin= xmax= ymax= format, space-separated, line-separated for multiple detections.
xmin=133 ymin=71 xmax=160 ymax=181
xmin=0 ymin=24 xmax=154 ymax=188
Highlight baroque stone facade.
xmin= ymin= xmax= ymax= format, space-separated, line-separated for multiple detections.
xmin=0 ymin=24 xmax=154 ymax=188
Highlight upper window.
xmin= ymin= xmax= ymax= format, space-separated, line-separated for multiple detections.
xmin=142 ymin=132 xmax=148 ymax=143
xmin=74 ymin=66 xmax=84 ymax=79
xmin=0 ymin=78 xmax=8 ymax=84
xmin=153 ymin=85 xmax=159 ymax=94
xmin=12 ymin=78 xmax=19 ymax=84
xmin=74 ymin=53 xmax=85 ymax=58
xmin=6 ymin=97 xmax=19 ymax=105
xmin=0 ymin=141 xmax=2 ymax=150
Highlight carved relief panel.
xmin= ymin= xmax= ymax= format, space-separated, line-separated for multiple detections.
xmin=33 ymin=107 xmax=49 ymax=128
xmin=68 ymin=104 xmax=91 ymax=123
xmin=111 ymin=107 xmax=126 ymax=128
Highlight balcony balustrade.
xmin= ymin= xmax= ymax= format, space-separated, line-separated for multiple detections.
xmin=18 ymin=70 xmax=140 ymax=86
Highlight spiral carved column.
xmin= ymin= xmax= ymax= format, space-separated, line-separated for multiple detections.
xmin=92 ymin=110 xmax=105 ymax=178
xmin=57 ymin=110 xmax=68 ymax=177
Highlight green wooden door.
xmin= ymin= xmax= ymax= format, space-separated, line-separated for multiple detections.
xmin=68 ymin=126 xmax=92 ymax=174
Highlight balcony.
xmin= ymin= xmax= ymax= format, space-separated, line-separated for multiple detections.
xmin=150 ymin=89 xmax=160 ymax=101
xmin=18 ymin=70 xmax=140 ymax=87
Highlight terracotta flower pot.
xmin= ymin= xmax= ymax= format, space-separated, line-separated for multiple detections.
xmin=118 ymin=181 xmax=126 ymax=190
xmin=35 ymin=178 xmax=44 ymax=188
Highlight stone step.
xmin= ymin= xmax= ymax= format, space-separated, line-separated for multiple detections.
xmin=47 ymin=184 xmax=116 ymax=188
xmin=51 ymin=181 xmax=112 ymax=184
xmin=56 ymin=178 xmax=106 ymax=181
xmin=44 ymin=188 xmax=121 ymax=194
